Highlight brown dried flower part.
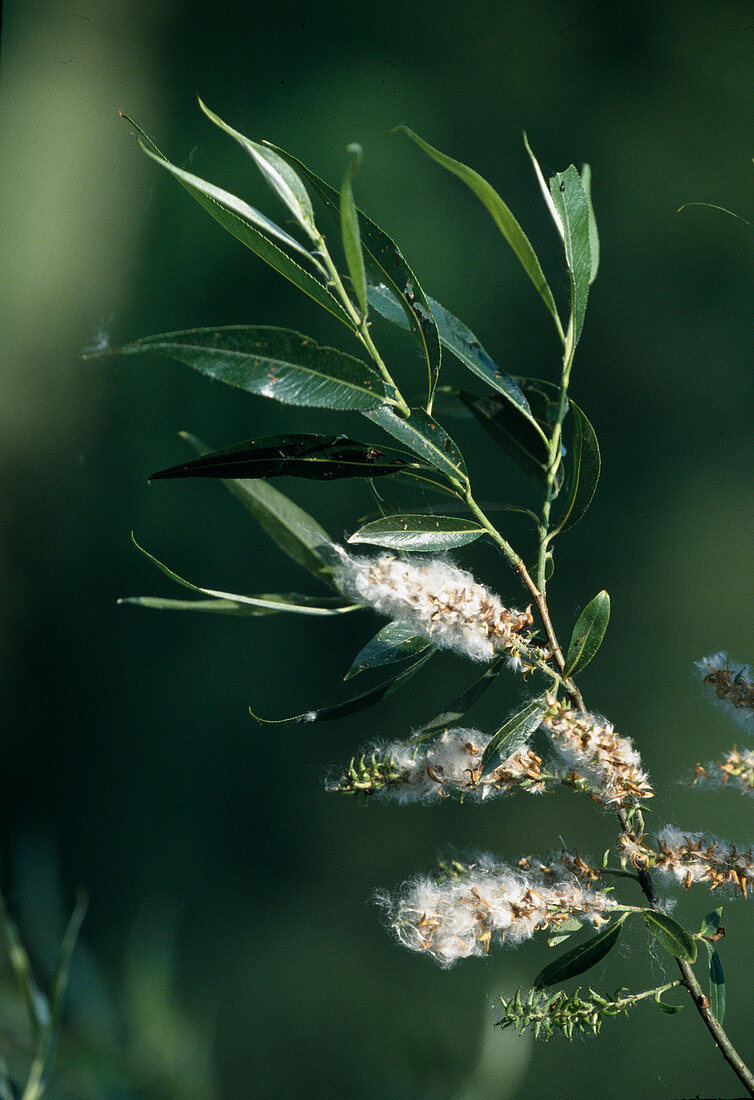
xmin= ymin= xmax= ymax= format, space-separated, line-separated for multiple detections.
xmin=654 ymin=827 xmax=754 ymax=896
xmin=540 ymin=698 xmax=653 ymax=807
xmin=693 ymin=747 xmax=754 ymax=794
xmin=518 ymin=851 xmax=604 ymax=888
xmin=697 ymin=653 xmax=754 ymax=730
xmin=618 ymin=832 xmax=653 ymax=871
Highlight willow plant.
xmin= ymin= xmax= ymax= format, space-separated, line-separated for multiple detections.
xmin=97 ymin=101 xmax=754 ymax=1095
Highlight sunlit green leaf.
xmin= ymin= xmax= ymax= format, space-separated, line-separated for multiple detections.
xmin=340 ymin=144 xmax=368 ymax=317
xmin=348 ymin=514 xmax=485 ymax=551
xmin=533 ymin=914 xmax=628 ymax=989
xmin=249 ymin=649 xmax=434 ymax=724
xmin=119 ymin=114 xmax=353 ymax=329
xmin=555 ymin=401 xmax=601 ymax=534
xmin=523 ymin=132 xmax=564 ymax=241
xmin=198 ymin=98 xmax=318 ymax=238
xmin=129 ymin=535 xmax=361 ymax=616
xmin=642 ymin=911 xmax=697 ymax=964
xmin=480 ymin=695 xmax=547 ymax=778
xmin=267 ymin=143 xmax=442 ymax=408
xmin=110 ymin=326 xmax=394 ymax=411
xmin=549 ymin=166 xmax=591 ymax=349
xmin=120 ymin=593 xmax=357 ymax=616
xmin=151 ymin=434 xmax=412 ymax=482
xmin=580 ymin=163 xmax=600 ymax=284
xmin=547 ymin=916 xmax=583 ymax=948
xmin=363 ymin=406 xmax=468 ymax=488
xmin=344 ymin=622 xmax=432 ymax=680
xmin=563 ymin=591 xmax=610 ymax=678
xmin=399 ymin=127 xmax=562 ymax=333
xmin=180 ymin=432 xmax=339 ymax=584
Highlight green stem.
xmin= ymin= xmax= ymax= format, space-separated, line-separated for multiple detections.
xmin=314 ymin=233 xmax=411 ymax=417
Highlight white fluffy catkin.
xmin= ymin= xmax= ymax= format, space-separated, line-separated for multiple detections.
xmin=379 ymin=853 xmax=616 ymax=966
xmin=335 ymin=549 xmax=533 ymax=661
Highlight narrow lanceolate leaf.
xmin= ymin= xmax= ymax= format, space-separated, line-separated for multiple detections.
xmin=412 ymin=655 xmax=507 ymax=739
xmin=554 ymin=401 xmax=601 ymax=535
xmin=580 ymin=164 xmax=600 ymax=284
xmin=265 ymin=143 xmax=442 ymax=409
xmin=367 ymin=284 xmax=531 ymax=416
xmin=119 ymin=115 xmax=353 ymax=329
xmin=180 ymin=432 xmax=339 ymax=584
xmin=348 ymin=514 xmax=485 ymax=552
xmin=129 ymin=536 xmax=361 ymax=616
xmin=340 ymin=144 xmax=368 ymax=317
xmin=549 ymin=166 xmax=591 ymax=349
xmin=249 ymin=649 xmax=434 ymax=724
xmin=344 ymin=622 xmax=432 ymax=680
xmin=151 ymin=435 xmax=412 ymax=482
xmin=701 ymin=940 xmax=726 ymax=1024
xmin=120 ymin=593 xmax=357 ymax=616
xmin=563 ymin=591 xmax=610 ymax=678
xmin=460 ymin=392 xmax=549 ymax=482
xmin=363 ymin=406 xmax=468 ymax=488
xmin=533 ymin=913 xmax=629 ymax=989
xmin=480 ymin=695 xmax=548 ymax=778
xmin=642 ymin=911 xmax=697 ymax=964
xmin=523 ymin=132 xmax=564 ymax=241
xmin=198 ymin=99 xmax=318 ymax=239
xmin=111 ymin=326 xmax=394 ymax=411
xmin=399 ymin=127 xmax=561 ymax=332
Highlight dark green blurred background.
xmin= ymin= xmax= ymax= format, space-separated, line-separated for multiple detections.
xmin=2 ymin=2 xmax=754 ymax=1096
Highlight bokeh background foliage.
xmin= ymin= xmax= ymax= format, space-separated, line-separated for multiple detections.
xmin=1 ymin=2 xmax=754 ymax=1096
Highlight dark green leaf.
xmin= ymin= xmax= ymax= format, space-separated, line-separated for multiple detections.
xmin=642 ymin=911 xmax=697 ymax=964
xmin=700 ymin=907 xmax=723 ymax=938
xmin=549 ymin=166 xmax=591 ymax=349
xmin=249 ymin=649 xmax=434 ymax=724
xmin=198 ymin=99 xmax=318 ymax=238
xmin=701 ymin=940 xmax=726 ymax=1023
xmin=555 ymin=401 xmax=601 ymax=535
xmin=111 ymin=326 xmax=394 ymax=411
xmin=480 ymin=695 xmax=547 ymax=778
xmin=460 ymin=392 xmax=549 ymax=482
xmin=348 ymin=514 xmax=485 ymax=551
xmin=412 ymin=655 xmax=507 ymax=739
xmin=533 ymin=914 xmax=628 ymax=989
xmin=399 ymin=127 xmax=561 ymax=332
xmin=119 ymin=114 xmax=353 ymax=329
xmin=580 ymin=164 xmax=600 ymax=285
xmin=129 ymin=535 xmax=361 ymax=616
xmin=344 ymin=622 xmax=432 ymax=680
xmin=267 ymin=143 xmax=442 ymax=408
xmin=563 ymin=591 xmax=610 ymax=678
xmin=151 ymin=434 xmax=411 ymax=482
xmin=363 ymin=406 xmax=468 ymax=487
xmin=340 ymin=144 xmax=368 ymax=316
xmin=368 ymin=284 xmax=531 ymax=416
xmin=180 ymin=432 xmax=339 ymax=584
